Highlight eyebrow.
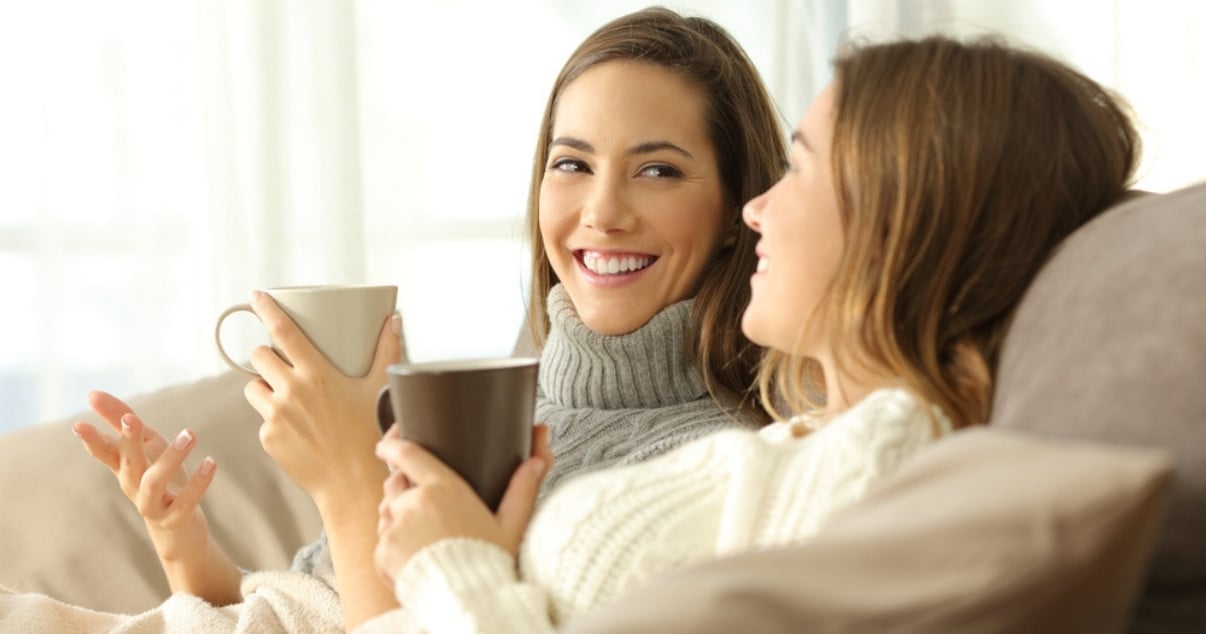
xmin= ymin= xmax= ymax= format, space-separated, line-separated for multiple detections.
xmin=790 ymin=130 xmax=810 ymax=150
xmin=549 ymin=136 xmax=694 ymax=160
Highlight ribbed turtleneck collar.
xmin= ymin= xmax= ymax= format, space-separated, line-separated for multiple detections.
xmin=539 ymin=284 xmax=708 ymax=410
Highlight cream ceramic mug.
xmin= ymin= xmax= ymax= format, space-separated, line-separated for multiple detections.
xmin=214 ymin=284 xmax=398 ymax=378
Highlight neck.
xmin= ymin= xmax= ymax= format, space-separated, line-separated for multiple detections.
xmin=540 ymin=284 xmax=708 ymax=410
xmin=817 ymin=353 xmax=894 ymax=422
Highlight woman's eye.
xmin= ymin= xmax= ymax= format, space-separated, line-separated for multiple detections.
xmin=550 ymin=158 xmax=589 ymax=173
xmin=639 ymin=164 xmax=683 ymax=178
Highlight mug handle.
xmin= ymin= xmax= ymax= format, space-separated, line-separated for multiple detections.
xmin=214 ymin=304 xmax=261 ymax=378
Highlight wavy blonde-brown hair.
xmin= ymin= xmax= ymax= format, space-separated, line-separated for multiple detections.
xmin=526 ymin=7 xmax=787 ymax=422
xmin=760 ymin=36 xmax=1140 ymax=429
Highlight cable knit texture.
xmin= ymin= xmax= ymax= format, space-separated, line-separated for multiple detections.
xmin=355 ymin=388 xmax=951 ymax=634
xmin=537 ymin=284 xmax=761 ymax=493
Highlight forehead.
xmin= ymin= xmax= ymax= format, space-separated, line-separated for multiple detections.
xmin=796 ymin=81 xmax=837 ymax=145
xmin=552 ymin=60 xmax=712 ymax=146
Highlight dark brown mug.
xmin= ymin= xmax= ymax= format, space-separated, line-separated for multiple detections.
xmin=376 ymin=357 xmax=539 ymax=510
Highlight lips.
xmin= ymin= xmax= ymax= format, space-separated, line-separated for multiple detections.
xmin=576 ymin=250 xmax=657 ymax=276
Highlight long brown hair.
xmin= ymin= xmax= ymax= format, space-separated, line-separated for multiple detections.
xmin=761 ymin=36 xmax=1140 ymax=429
xmin=526 ymin=7 xmax=786 ymax=422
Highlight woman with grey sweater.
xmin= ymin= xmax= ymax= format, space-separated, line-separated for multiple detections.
xmin=524 ymin=7 xmax=785 ymax=494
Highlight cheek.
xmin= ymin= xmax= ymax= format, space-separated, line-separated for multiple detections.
xmin=538 ymin=187 xmax=570 ymax=245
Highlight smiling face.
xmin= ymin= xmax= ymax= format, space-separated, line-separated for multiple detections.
xmin=741 ymin=82 xmax=843 ymax=358
xmin=538 ymin=61 xmax=728 ymax=336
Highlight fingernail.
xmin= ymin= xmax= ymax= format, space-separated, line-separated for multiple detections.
xmin=391 ymin=312 xmax=402 ymax=336
xmin=174 ymin=429 xmax=194 ymax=450
xmin=250 ymin=289 xmax=264 ymax=304
xmin=120 ymin=415 xmax=132 ymax=434
xmin=532 ymin=457 xmax=547 ymax=477
xmin=199 ymin=457 xmax=216 ymax=476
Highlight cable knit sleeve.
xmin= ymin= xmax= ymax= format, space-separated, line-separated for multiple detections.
xmin=393 ymin=538 xmax=556 ymax=634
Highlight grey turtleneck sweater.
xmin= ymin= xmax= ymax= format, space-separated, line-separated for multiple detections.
xmin=537 ymin=284 xmax=762 ymax=494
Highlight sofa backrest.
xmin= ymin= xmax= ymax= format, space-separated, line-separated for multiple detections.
xmin=991 ymin=182 xmax=1206 ymax=632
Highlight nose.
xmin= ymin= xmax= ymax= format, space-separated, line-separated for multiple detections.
xmin=581 ymin=177 xmax=636 ymax=233
xmin=743 ymin=190 xmax=767 ymax=233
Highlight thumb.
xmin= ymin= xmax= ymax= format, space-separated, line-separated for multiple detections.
xmin=369 ymin=311 xmax=404 ymax=378
xmin=495 ymin=456 xmax=548 ymax=551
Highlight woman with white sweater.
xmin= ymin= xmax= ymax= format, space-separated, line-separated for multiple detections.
xmin=363 ymin=34 xmax=1142 ymax=632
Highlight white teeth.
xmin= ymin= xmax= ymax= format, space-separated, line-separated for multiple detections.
xmin=756 ymin=257 xmax=769 ymax=273
xmin=583 ymin=252 xmax=654 ymax=275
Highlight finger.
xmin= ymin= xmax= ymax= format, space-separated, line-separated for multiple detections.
xmin=243 ymin=378 xmax=275 ymax=419
xmin=250 ymin=291 xmax=325 ymax=371
xmin=494 ymin=455 xmax=548 ymax=548
xmin=248 ymin=344 xmax=294 ymax=389
xmin=139 ymin=428 xmax=198 ymax=510
xmin=531 ymin=423 xmax=554 ymax=465
xmin=377 ymin=497 xmax=392 ymax=535
xmin=87 ymin=390 xmax=136 ymax=434
xmin=382 ymin=469 xmax=411 ymax=499
xmin=163 ymin=457 xmax=217 ymax=522
xmin=367 ymin=312 xmax=404 ymax=380
xmin=140 ymin=424 xmax=172 ymax=462
xmin=73 ymin=422 xmax=120 ymax=471
xmin=374 ymin=542 xmax=395 ymax=589
xmin=374 ymin=433 xmax=406 ymax=469
xmin=117 ymin=413 xmax=150 ymax=493
xmin=89 ymin=391 xmax=173 ymax=458
xmin=381 ymin=440 xmax=459 ymax=487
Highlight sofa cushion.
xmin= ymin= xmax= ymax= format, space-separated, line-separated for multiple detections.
xmin=0 ymin=370 xmax=323 ymax=613
xmin=991 ymin=182 xmax=1206 ymax=631
xmin=564 ymin=429 xmax=1172 ymax=634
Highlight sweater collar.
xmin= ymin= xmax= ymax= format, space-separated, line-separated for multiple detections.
xmin=540 ymin=284 xmax=709 ymax=409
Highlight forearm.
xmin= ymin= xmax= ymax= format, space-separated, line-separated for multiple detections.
xmin=153 ymin=533 xmax=243 ymax=606
xmin=317 ymin=462 xmax=399 ymax=630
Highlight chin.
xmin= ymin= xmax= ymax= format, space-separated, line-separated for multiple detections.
xmin=579 ymin=311 xmax=647 ymax=336
xmin=740 ymin=312 xmax=765 ymax=346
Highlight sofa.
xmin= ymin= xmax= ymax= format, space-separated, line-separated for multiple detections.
xmin=1 ymin=182 xmax=1202 ymax=632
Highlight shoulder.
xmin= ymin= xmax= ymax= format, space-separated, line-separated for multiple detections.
xmin=810 ymin=388 xmax=951 ymax=472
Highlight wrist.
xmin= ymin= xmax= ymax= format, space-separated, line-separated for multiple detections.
xmin=312 ymin=459 xmax=390 ymax=518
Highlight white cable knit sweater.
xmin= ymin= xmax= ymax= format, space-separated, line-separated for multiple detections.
xmin=356 ymin=387 xmax=951 ymax=634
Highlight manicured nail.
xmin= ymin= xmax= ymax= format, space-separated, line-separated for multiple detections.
xmin=391 ymin=312 xmax=402 ymax=336
xmin=199 ymin=457 xmax=216 ymax=476
xmin=120 ymin=415 xmax=132 ymax=434
xmin=174 ymin=429 xmax=194 ymax=451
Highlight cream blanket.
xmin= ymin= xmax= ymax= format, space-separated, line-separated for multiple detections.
xmin=0 ymin=568 xmax=342 ymax=633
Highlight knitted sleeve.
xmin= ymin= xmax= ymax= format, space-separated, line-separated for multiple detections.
xmin=393 ymin=538 xmax=556 ymax=634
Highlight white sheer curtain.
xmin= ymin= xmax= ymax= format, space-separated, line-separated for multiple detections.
xmin=0 ymin=0 xmax=821 ymax=431
xmin=2 ymin=0 xmax=1202 ymax=432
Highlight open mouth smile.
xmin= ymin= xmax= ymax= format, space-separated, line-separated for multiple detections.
xmin=575 ymin=250 xmax=657 ymax=277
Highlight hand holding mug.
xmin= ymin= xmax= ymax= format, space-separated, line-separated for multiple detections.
xmin=375 ymin=358 xmax=540 ymax=511
xmin=373 ymin=423 xmax=552 ymax=588
xmin=221 ymin=286 xmax=401 ymax=506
